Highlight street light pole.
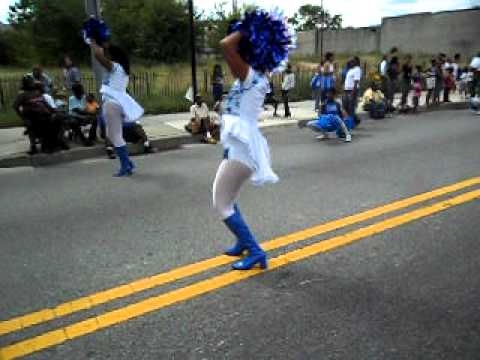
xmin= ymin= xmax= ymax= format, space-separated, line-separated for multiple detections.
xmin=188 ymin=0 xmax=198 ymax=99
xmin=320 ymin=0 xmax=324 ymax=61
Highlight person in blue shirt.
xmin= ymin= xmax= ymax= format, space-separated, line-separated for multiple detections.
xmin=68 ymin=83 xmax=97 ymax=146
xmin=298 ymin=88 xmax=352 ymax=142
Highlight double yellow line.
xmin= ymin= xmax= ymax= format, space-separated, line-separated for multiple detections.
xmin=1 ymin=177 xmax=480 ymax=359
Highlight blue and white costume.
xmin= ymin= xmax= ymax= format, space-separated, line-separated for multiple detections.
xmin=101 ymin=62 xmax=143 ymax=176
xmin=222 ymin=67 xmax=279 ymax=186
xmin=212 ymin=8 xmax=294 ymax=271
xmin=101 ymin=63 xmax=144 ymax=126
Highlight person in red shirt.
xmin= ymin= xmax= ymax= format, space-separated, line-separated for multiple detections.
xmin=444 ymin=67 xmax=456 ymax=103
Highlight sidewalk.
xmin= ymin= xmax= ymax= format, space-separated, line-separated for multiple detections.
xmin=0 ymin=96 xmax=468 ymax=168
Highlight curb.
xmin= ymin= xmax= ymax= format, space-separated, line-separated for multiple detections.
xmin=0 ymin=101 xmax=470 ymax=168
xmin=0 ymin=133 xmax=193 ymax=168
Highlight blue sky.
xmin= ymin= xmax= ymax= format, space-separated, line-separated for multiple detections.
xmin=1 ymin=0 xmax=477 ymax=27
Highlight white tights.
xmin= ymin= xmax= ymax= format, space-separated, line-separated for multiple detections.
xmin=212 ymin=159 xmax=253 ymax=219
xmin=104 ymin=101 xmax=126 ymax=147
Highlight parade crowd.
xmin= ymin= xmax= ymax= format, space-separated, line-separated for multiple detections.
xmin=10 ymin=48 xmax=480 ymax=155
xmin=12 ymin=55 xmax=155 ymax=157
xmin=298 ymin=48 xmax=480 ymax=142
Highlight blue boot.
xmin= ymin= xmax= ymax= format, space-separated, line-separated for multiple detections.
xmin=224 ymin=205 xmax=248 ymax=256
xmin=223 ymin=208 xmax=268 ymax=270
xmin=114 ymin=146 xmax=133 ymax=177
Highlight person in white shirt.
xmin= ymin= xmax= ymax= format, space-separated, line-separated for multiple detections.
xmin=379 ymin=55 xmax=388 ymax=77
xmin=281 ymin=64 xmax=295 ymax=117
xmin=452 ymin=53 xmax=461 ymax=80
xmin=188 ymin=95 xmax=216 ymax=144
xmin=343 ymin=57 xmax=362 ymax=117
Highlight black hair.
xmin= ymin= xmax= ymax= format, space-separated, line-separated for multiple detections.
xmin=21 ymin=75 xmax=35 ymax=91
xmin=108 ymin=45 xmax=130 ymax=75
xmin=390 ymin=47 xmax=398 ymax=54
xmin=72 ymin=83 xmax=84 ymax=98
xmin=454 ymin=53 xmax=460 ymax=60
xmin=326 ymin=88 xmax=336 ymax=95
xmin=325 ymin=52 xmax=334 ymax=61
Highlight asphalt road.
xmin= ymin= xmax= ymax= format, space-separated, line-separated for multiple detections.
xmin=0 ymin=109 xmax=479 ymax=359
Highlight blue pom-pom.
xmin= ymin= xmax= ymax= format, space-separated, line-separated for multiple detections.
xmin=82 ymin=17 xmax=112 ymax=44
xmin=231 ymin=8 xmax=295 ymax=73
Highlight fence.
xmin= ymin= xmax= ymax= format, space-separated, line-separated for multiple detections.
xmin=0 ymin=65 xmax=373 ymax=115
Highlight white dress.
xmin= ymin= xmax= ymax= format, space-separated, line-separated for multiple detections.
xmin=101 ymin=62 xmax=144 ymax=123
xmin=221 ymin=67 xmax=279 ymax=186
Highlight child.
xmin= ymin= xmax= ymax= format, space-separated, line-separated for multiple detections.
xmin=85 ymin=93 xmax=100 ymax=114
xmin=299 ymin=88 xmax=352 ymax=142
xmin=412 ymin=66 xmax=423 ymax=113
xmin=443 ymin=67 xmax=456 ymax=103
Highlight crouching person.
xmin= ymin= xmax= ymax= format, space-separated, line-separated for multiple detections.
xmin=298 ymin=89 xmax=352 ymax=142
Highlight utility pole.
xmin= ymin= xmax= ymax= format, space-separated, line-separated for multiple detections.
xmin=84 ymin=0 xmax=103 ymax=93
xmin=320 ymin=0 xmax=324 ymax=61
xmin=232 ymin=0 xmax=238 ymax=13
xmin=188 ymin=0 xmax=198 ymax=99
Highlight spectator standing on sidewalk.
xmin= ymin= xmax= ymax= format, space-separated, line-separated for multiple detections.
xmin=212 ymin=64 xmax=225 ymax=102
xmin=343 ymin=57 xmax=362 ymax=119
xmin=400 ymin=54 xmax=413 ymax=111
xmin=386 ymin=51 xmax=400 ymax=112
xmin=434 ymin=59 xmax=444 ymax=104
xmin=63 ymin=55 xmax=82 ymax=93
xmin=452 ymin=53 xmax=461 ymax=80
xmin=443 ymin=67 xmax=456 ymax=103
xmin=379 ymin=54 xmax=389 ymax=98
xmin=311 ymin=64 xmax=323 ymax=112
xmin=425 ymin=59 xmax=437 ymax=107
xmin=282 ymin=64 xmax=295 ymax=118
xmin=412 ymin=66 xmax=423 ymax=113
xmin=264 ymin=73 xmax=279 ymax=116
xmin=321 ymin=52 xmax=336 ymax=105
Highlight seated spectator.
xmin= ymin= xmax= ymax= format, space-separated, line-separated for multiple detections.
xmin=185 ymin=95 xmax=216 ymax=144
xmin=68 ymin=84 xmax=98 ymax=146
xmin=362 ymin=82 xmax=385 ymax=111
xmin=14 ymin=75 xmax=68 ymax=154
xmin=86 ymin=93 xmax=100 ymax=114
xmin=29 ymin=66 xmax=53 ymax=94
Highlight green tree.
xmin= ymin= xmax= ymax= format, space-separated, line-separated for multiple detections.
xmin=102 ymin=0 xmax=191 ymax=63
xmin=290 ymin=4 xmax=342 ymax=31
xmin=9 ymin=0 xmax=88 ymax=65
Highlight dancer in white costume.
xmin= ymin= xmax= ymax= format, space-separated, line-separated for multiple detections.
xmin=212 ymin=9 xmax=293 ymax=270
